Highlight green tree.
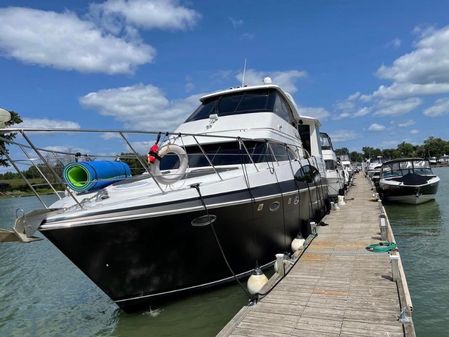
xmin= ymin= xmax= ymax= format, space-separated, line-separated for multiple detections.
xmin=396 ymin=142 xmax=415 ymax=157
xmin=362 ymin=146 xmax=382 ymax=159
xmin=0 ymin=110 xmax=23 ymax=167
xmin=423 ymin=137 xmax=449 ymax=158
xmin=349 ymin=151 xmax=363 ymax=163
xmin=335 ymin=147 xmax=349 ymax=156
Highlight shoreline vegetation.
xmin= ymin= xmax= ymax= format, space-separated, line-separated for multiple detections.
xmin=2 ymin=136 xmax=449 ymax=198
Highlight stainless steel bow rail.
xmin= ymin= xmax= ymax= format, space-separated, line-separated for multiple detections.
xmin=0 ymin=127 xmax=307 ymax=243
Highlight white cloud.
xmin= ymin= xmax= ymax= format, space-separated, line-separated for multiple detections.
xmin=80 ymin=84 xmax=201 ymax=131
xmin=377 ymin=26 xmax=449 ymax=84
xmin=333 ymin=25 xmax=449 ymax=120
xmin=388 ymin=38 xmax=401 ymax=48
xmin=0 ymin=7 xmax=154 ymax=74
xmin=91 ymin=0 xmax=200 ymax=31
xmin=410 ymin=129 xmax=419 ymax=134
xmin=329 ymin=130 xmax=359 ymax=143
xmin=236 ymin=69 xmax=307 ymax=93
xmin=229 ymin=17 xmax=243 ymax=28
xmin=17 ymin=118 xmax=80 ymax=129
xmin=368 ymin=123 xmax=386 ymax=132
xmin=397 ymin=119 xmax=415 ymax=128
xmin=371 ymin=83 xmax=449 ymax=100
xmin=424 ymin=97 xmax=449 ymax=117
xmin=373 ymin=98 xmax=422 ymax=116
xmin=299 ymin=106 xmax=330 ymax=120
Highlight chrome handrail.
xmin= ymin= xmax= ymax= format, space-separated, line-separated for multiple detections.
xmin=0 ymin=128 xmax=306 ymax=209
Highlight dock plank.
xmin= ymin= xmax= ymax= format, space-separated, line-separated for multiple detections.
xmin=217 ymin=174 xmax=411 ymax=337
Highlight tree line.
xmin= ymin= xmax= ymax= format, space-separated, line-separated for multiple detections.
xmin=335 ymin=137 xmax=449 ymax=162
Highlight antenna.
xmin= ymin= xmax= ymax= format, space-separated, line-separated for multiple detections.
xmin=241 ymin=58 xmax=247 ymax=87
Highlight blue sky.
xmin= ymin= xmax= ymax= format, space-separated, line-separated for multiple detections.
xmin=1 ymin=0 xmax=449 ymax=155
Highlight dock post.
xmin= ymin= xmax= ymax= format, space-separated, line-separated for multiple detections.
xmin=390 ymin=254 xmax=400 ymax=281
xmin=275 ymin=253 xmax=285 ymax=276
xmin=379 ymin=214 xmax=387 ymax=241
xmin=309 ymin=221 xmax=317 ymax=235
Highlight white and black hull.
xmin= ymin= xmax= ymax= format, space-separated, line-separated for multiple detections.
xmin=379 ymin=175 xmax=440 ymax=205
xmin=40 ymin=179 xmax=328 ymax=312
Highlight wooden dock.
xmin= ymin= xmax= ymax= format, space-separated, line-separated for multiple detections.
xmin=217 ymin=174 xmax=415 ymax=337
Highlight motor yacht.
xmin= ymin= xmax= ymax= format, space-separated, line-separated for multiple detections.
xmin=0 ymin=79 xmax=329 ymax=311
xmin=320 ymin=132 xmax=344 ymax=200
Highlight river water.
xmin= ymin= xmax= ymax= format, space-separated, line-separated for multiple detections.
xmin=385 ymin=167 xmax=449 ymax=337
xmin=1 ymin=169 xmax=448 ymax=336
xmin=0 ymin=195 xmax=246 ymax=337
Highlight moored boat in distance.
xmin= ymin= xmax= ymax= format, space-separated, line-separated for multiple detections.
xmin=0 ymin=78 xmax=330 ymax=312
xmin=320 ymin=132 xmax=344 ymax=200
xmin=378 ymin=158 xmax=440 ymax=204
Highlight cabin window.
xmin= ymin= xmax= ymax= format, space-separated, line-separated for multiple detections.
xmin=273 ymin=93 xmax=293 ymax=123
xmin=295 ymin=164 xmax=320 ymax=183
xmin=320 ymin=133 xmax=333 ymax=151
xmin=160 ymin=141 xmax=295 ymax=170
xmin=325 ymin=160 xmax=337 ymax=170
xmin=297 ymin=125 xmax=311 ymax=155
xmin=185 ymin=89 xmax=293 ymax=123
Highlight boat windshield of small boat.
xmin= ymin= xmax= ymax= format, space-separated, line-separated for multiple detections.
xmin=381 ymin=159 xmax=435 ymax=179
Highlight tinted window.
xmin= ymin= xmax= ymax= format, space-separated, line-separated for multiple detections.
xmin=185 ymin=89 xmax=293 ymax=122
xmin=298 ymin=125 xmax=311 ymax=155
xmin=160 ymin=141 xmax=275 ymax=169
xmin=273 ymin=93 xmax=292 ymax=122
xmin=325 ymin=160 xmax=336 ymax=170
xmin=295 ymin=165 xmax=320 ymax=183
xmin=320 ymin=133 xmax=333 ymax=151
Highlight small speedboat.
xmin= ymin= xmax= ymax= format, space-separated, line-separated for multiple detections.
xmin=378 ymin=158 xmax=440 ymax=204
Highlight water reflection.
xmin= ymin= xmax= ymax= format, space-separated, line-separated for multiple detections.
xmin=0 ymin=195 xmax=246 ymax=337
xmin=385 ymin=200 xmax=442 ymax=237
xmin=387 ymin=167 xmax=449 ymax=337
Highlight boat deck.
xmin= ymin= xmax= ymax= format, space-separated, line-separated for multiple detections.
xmin=217 ymin=173 xmax=415 ymax=337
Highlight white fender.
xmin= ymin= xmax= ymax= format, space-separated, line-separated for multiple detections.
xmin=150 ymin=144 xmax=188 ymax=185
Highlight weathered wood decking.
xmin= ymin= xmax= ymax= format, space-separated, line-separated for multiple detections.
xmin=218 ymin=174 xmax=414 ymax=337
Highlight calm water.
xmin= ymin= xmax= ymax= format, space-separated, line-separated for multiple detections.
xmin=0 ymin=195 xmax=246 ymax=337
xmin=385 ymin=167 xmax=449 ymax=337
xmin=1 ymin=169 xmax=449 ymax=336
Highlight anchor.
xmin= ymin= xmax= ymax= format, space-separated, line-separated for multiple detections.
xmin=0 ymin=208 xmax=62 ymax=243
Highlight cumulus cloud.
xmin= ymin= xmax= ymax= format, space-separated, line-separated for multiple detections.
xmin=90 ymin=0 xmax=200 ymax=31
xmin=236 ymin=69 xmax=307 ymax=93
xmin=0 ymin=7 xmax=154 ymax=74
xmin=329 ymin=130 xmax=359 ymax=143
xmin=335 ymin=25 xmax=449 ymax=119
xmin=397 ymin=119 xmax=415 ymax=128
xmin=80 ymin=84 xmax=202 ymax=131
xmin=377 ymin=26 xmax=449 ymax=84
xmin=17 ymin=118 xmax=80 ymax=129
xmin=424 ymin=97 xmax=449 ymax=117
xmin=299 ymin=106 xmax=330 ymax=120
xmin=373 ymin=98 xmax=422 ymax=116
xmin=368 ymin=123 xmax=386 ymax=132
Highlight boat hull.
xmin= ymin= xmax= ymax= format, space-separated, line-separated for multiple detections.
xmin=379 ymin=178 xmax=439 ymax=205
xmin=41 ymin=181 xmax=328 ymax=312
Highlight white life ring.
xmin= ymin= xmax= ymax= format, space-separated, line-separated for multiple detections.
xmin=150 ymin=144 xmax=188 ymax=185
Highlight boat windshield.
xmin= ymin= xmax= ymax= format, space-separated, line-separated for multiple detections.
xmin=381 ymin=160 xmax=433 ymax=178
xmin=160 ymin=141 xmax=298 ymax=170
xmin=320 ymin=133 xmax=333 ymax=151
xmin=185 ymin=89 xmax=293 ymax=123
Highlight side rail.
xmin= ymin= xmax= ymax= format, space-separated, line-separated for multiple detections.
xmin=0 ymin=128 xmax=305 ymax=210
xmin=378 ymin=200 xmax=416 ymax=337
